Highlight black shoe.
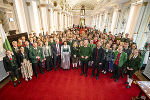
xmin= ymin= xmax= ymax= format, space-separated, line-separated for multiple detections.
xmin=13 ymin=83 xmax=17 ymax=87
xmin=96 ymin=76 xmax=99 ymax=80
xmin=76 ymin=67 xmax=78 ymax=69
xmin=85 ymin=74 xmax=87 ymax=77
xmin=125 ymin=82 xmax=129 ymax=84
xmin=115 ymin=79 xmax=118 ymax=82
xmin=90 ymin=75 xmax=94 ymax=78
xmin=110 ymin=76 xmax=114 ymax=79
xmin=18 ymin=81 xmax=21 ymax=84
xmin=73 ymin=67 xmax=74 ymax=70
xmin=41 ymin=72 xmax=44 ymax=74
xmin=126 ymin=85 xmax=131 ymax=88
xmin=81 ymin=73 xmax=83 ymax=76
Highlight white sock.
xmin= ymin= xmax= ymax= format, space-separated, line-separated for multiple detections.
xmin=129 ymin=78 xmax=133 ymax=86
xmin=73 ymin=63 xmax=74 ymax=67
xmin=127 ymin=75 xmax=129 ymax=83
xmin=75 ymin=63 xmax=77 ymax=67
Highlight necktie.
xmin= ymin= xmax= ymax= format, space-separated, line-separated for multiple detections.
xmin=96 ymin=48 xmax=98 ymax=60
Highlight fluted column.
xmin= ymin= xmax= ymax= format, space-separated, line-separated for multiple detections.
xmin=39 ymin=4 xmax=49 ymax=35
xmin=53 ymin=9 xmax=58 ymax=32
xmin=13 ymin=0 xmax=28 ymax=33
xmin=111 ymin=8 xmax=120 ymax=35
xmin=125 ymin=1 xmax=143 ymax=38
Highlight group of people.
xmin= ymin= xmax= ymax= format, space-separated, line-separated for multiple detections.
xmin=3 ymin=28 xmax=142 ymax=89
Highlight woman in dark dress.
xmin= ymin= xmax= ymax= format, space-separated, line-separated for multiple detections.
xmin=71 ymin=41 xmax=79 ymax=69
xmin=125 ymin=49 xmax=142 ymax=88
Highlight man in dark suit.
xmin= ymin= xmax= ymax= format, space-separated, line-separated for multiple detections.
xmin=52 ymin=38 xmax=61 ymax=71
xmin=3 ymin=50 xmax=21 ymax=87
xmin=91 ymin=41 xmax=104 ymax=80
xmin=12 ymin=41 xmax=20 ymax=67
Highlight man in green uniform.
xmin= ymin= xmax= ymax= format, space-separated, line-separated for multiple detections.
xmin=29 ymin=42 xmax=44 ymax=78
xmin=79 ymin=39 xmax=92 ymax=77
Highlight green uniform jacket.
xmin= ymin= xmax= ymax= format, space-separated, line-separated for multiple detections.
xmin=113 ymin=51 xmax=127 ymax=67
xmin=29 ymin=47 xmax=44 ymax=63
xmin=127 ymin=56 xmax=142 ymax=71
xmin=88 ymin=43 xmax=96 ymax=51
xmin=79 ymin=46 xmax=92 ymax=61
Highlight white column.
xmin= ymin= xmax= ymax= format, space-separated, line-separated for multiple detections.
xmin=125 ymin=2 xmax=142 ymax=38
xmin=26 ymin=1 xmax=41 ymax=36
xmin=61 ymin=12 xmax=64 ymax=31
xmin=49 ymin=7 xmax=54 ymax=34
xmin=53 ymin=9 xmax=58 ymax=32
xmin=40 ymin=6 xmax=48 ymax=35
xmin=13 ymin=0 xmax=28 ymax=33
xmin=111 ymin=8 xmax=119 ymax=35
xmin=65 ymin=13 xmax=67 ymax=29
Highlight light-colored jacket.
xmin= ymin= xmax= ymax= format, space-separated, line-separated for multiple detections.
xmin=43 ymin=46 xmax=52 ymax=58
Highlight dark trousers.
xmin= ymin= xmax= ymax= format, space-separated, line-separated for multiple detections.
xmin=45 ymin=56 xmax=52 ymax=70
xmin=32 ymin=63 xmax=38 ymax=77
xmin=32 ymin=61 xmax=43 ymax=77
xmin=54 ymin=55 xmax=61 ymax=69
xmin=81 ymin=60 xmax=88 ymax=75
xmin=127 ymin=70 xmax=136 ymax=79
xmin=112 ymin=64 xmax=121 ymax=80
xmin=103 ymin=60 xmax=110 ymax=72
xmin=10 ymin=68 xmax=20 ymax=83
xmin=92 ymin=64 xmax=101 ymax=77
xmin=121 ymin=62 xmax=127 ymax=76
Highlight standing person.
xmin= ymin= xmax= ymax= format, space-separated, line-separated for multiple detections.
xmin=88 ymin=39 xmax=96 ymax=67
xmin=111 ymin=46 xmax=127 ymax=82
xmin=18 ymin=47 xmax=33 ymax=81
xmin=79 ymin=39 xmax=92 ymax=77
xmin=29 ymin=42 xmax=44 ymax=78
xmin=61 ymin=41 xmax=71 ymax=69
xmin=71 ymin=41 xmax=79 ymax=69
xmin=3 ymin=50 xmax=21 ymax=87
xmin=24 ymin=41 xmax=30 ymax=58
xmin=102 ymin=44 xmax=113 ymax=74
xmin=52 ymin=38 xmax=61 ymax=71
xmin=91 ymin=41 xmax=104 ymax=80
xmin=109 ymin=44 xmax=117 ymax=72
xmin=121 ymin=42 xmax=132 ymax=78
xmin=125 ymin=49 xmax=142 ymax=88
xmin=43 ymin=41 xmax=53 ymax=71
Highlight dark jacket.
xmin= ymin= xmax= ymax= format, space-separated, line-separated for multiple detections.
xmin=71 ymin=47 xmax=79 ymax=57
xmin=127 ymin=55 xmax=142 ymax=71
xmin=103 ymin=49 xmax=113 ymax=62
xmin=18 ymin=51 xmax=29 ymax=67
xmin=3 ymin=55 xmax=18 ymax=72
xmin=92 ymin=47 xmax=104 ymax=64
xmin=52 ymin=44 xmax=61 ymax=57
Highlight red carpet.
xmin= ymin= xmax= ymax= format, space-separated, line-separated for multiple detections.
xmin=0 ymin=67 xmax=140 ymax=100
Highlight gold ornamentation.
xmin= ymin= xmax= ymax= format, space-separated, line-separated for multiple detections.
xmin=26 ymin=2 xmax=30 ymax=6
xmin=9 ymin=2 xmax=13 ymax=6
xmin=143 ymin=2 xmax=148 ymax=6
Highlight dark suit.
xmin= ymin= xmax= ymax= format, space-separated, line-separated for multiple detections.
xmin=91 ymin=47 xmax=104 ymax=77
xmin=12 ymin=47 xmax=19 ymax=67
xmin=52 ymin=44 xmax=61 ymax=70
xmin=3 ymin=55 xmax=20 ymax=84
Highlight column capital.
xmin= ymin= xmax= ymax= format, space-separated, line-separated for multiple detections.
xmin=26 ymin=2 xmax=30 ymax=6
xmin=142 ymin=2 xmax=148 ymax=6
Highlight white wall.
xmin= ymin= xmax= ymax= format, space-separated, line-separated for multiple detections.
xmin=85 ymin=16 xmax=92 ymax=26
xmin=73 ymin=15 xmax=80 ymax=25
